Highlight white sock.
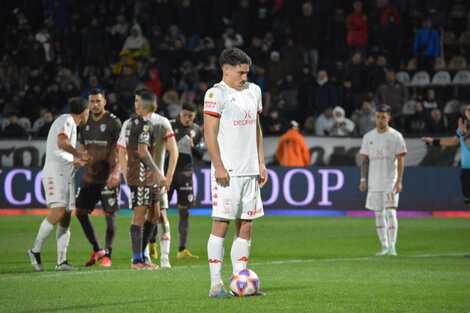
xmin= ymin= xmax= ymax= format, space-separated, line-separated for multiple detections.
xmin=386 ymin=209 xmax=398 ymax=248
xmin=375 ymin=211 xmax=389 ymax=248
xmin=56 ymin=226 xmax=70 ymax=265
xmin=207 ymin=234 xmax=225 ymax=288
xmin=158 ymin=222 xmax=171 ymax=260
xmin=32 ymin=218 xmax=55 ymax=253
xmin=230 ymin=237 xmax=250 ymax=274
xmin=144 ymin=245 xmax=150 ymax=260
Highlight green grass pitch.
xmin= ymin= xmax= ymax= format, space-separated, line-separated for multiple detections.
xmin=1 ymin=214 xmax=469 ymax=313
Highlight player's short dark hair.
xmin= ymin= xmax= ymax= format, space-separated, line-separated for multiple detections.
xmin=219 ymin=47 xmax=252 ymax=68
xmin=182 ymin=102 xmax=196 ymax=112
xmin=377 ymin=104 xmax=392 ymax=115
xmin=135 ymin=88 xmax=151 ymax=98
xmin=68 ymin=97 xmax=88 ymax=114
xmin=140 ymin=91 xmax=157 ymax=111
xmin=89 ymin=88 xmax=105 ymax=98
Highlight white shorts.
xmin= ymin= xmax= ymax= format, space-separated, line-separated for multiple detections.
xmin=211 ymin=176 xmax=264 ymax=220
xmin=42 ymin=176 xmax=75 ymax=212
xmin=366 ymin=191 xmax=399 ymax=211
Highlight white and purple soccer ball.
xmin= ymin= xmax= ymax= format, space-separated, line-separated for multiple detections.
xmin=229 ymin=268 xmax=260 ymax=296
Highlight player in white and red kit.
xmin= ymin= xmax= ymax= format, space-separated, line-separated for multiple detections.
xmin=204 ymin=47 xmax=268 ymax=298
xmin=28 ymin=98 xmax=90 ymax=271
xmin=359 ymin=104 xmax=407 ymax=256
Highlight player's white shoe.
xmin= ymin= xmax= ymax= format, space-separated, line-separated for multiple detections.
xmin=160 ymin=256 xmax=171 ymax=269
xmin=209 ymin=284 xmax=231 ymax=298
xmin=387 ymin=246 xmax=397 ymax=256
xmin=375 ymin=246 xmax=389 ymax=256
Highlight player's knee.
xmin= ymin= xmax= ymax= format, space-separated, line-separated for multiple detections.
xmin=385 ymin=208 xmax=396 ymax=218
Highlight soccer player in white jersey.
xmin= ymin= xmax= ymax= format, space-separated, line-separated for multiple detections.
xmin=204 ymin=47 xmax=268 ymax=298
xmin=359 ymin=104 xmax=407 ymax=256
xmin=28 ymin=98 xmax=91 ymax=271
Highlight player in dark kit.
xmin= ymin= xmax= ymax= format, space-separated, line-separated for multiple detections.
xmin=168 ymin=102 xmax=204 ymax=259
xmin=118 ymin=91 xmax=165 ymax=269
xmin=76 ymin=89 xmax=122 ymax=267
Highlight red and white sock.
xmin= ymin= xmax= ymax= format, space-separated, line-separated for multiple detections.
xmin=386 ymin=209 xmax=398 ymax=247
xmin=375 ymin=211 xmax=389 ymax=248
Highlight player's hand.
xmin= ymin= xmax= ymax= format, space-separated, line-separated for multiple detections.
xmin=259 ymin=163 xmax=268 ymax=188
xmin=359 ymin=181 xmax=367 ymax=192
xmin=421 ymin=137 xmax=433 ymax=145
xmin=394 ymin=181 xmax=403 ymax=193
xmin=72 ymin=157 xmax=86 ymax=168
xmin=214 ymin=166 xmax=230 ymax=187
xmin=106 ymin=172 xmax=120 ymax=189
xmin=78 ymin=150 xmax=92 ymax=164
xmin=155 ymin=171 xmax=166 ymax=190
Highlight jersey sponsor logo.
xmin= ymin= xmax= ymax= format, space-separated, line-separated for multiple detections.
xmin=100 ymin=124 xmax=107 ymax=132
xmin=204 ymin=100 xmax=216 ymax=109
xmin=244 ymin=110 xmax=252 ymax=119
xmin=234 ymin=110 xmax=256 ymax=126
xmin=208 ymin=92 xmax=214 ymax=99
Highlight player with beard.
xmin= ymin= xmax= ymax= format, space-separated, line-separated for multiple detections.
xmin=75 ymin=89 xmax=122 ymax=267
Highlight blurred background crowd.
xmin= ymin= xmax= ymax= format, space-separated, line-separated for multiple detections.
xmin=0 ymin=0 xmax=469 ymax=139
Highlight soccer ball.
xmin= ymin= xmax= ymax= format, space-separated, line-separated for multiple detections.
xmin=229 ymin=268 xmax=260 ymax=296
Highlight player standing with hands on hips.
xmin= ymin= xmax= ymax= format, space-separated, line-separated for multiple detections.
xmin=359 ymin=104 xmax=407 ymax=256
xmin=204 ymin=47 xmax=268 ymax=298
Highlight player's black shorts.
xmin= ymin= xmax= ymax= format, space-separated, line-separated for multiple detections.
xmin=460 ymin=169 xmax=470 ymax=204
xmin=76 ymin=182 xmax=120 ymax=213
xmin=129 ymin=185 xmax=154 ymax=209
xmin=169 ymin=170 xmax=195 ymax=207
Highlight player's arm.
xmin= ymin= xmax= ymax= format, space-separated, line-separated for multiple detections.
xmin=106 ymin=144 xmax=121 ymax=188
xmin=138 ymin=143 xmax=165 ymax=187
xmin=421 ymin=136 xmax=459 ymax=147
xmin=164 ymin=135 xmax=179 ymax=190
xmin=395 ymin=155 xmax=405 ymax=193
xmin=359 ymin=156 xmax=369 ymax=192
xmin=58 ymin=134 xmax=90 ymax=163
xmin=118 ymin=147 xmax=127 ymax=183
xmin=256 ymin=116 xmax=268 ymax=187
xmin=204 ymin=113 xmax=229 ymax=185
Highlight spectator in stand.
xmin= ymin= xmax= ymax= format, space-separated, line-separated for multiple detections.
xmin=345 ymin=1 xmax=368 ymax=57
xmin=310 ymin=69 xmax=337 ymax=116
xmin=122 ymin=24 xmax=149 ymax=53
xmin=337 ymin=79 xmax=355 ymax=118
xmin=2 ymin=112 xmax=28 ymax=138
xmin=413 ymin=18 xmax=441 ymax=74
xmin=40 ymin=82 xmax=66 ymax=114
xmin=106 ymin=92 xmax=129 ymax=121
xmin=376 ymin=70 xmax=408 ymax=128
xmin=428 ymin=108 xmax=448 ymax=134
xmin=263 ymin=108 xmax=288 ymax=135
xmin=232 ymin=0 xmax=254 ymax=44
xmin=265 ymin=51 xmax=288 ymax=94
xmin=221 ymin=25 xmax=244 ymax=49
xmin=278 ymin=73 xmax=299 ymax=121
xmin=35 ymin=24 xmax=54 ymax=63
xmin=276 ymin=120 xmax=310 ymax=167
xmin=113 ymin=65 xmax=141 ymax=105
xmin=315 ymin=107 xmax=334 ymax=135
xmin=405 ymin=100 xmax=430 ymax=135
xmin=36 ymin=110 xmax=54 ymax=138
xmin=110 ymin=14 xmax=129 ymax=53
xmin=352 ymin=98 xmax=376 ymax=136
xmin=176 ymin=0 xmax=199 ymax=51
xmin=295 ymin=2 xmax=321 ymax=75
xmin=280 ymin=36 xmax=305 ymax=76
xmin=81 ymin=74 xmax=104 ymax=99
xmin=58 ymin=65 xmax=81 ymax=92
xmin=145 ymin=67 xmax=163 ymax=99
xmin=367 ymin=55 xmax=388 ymax=93
xmin=83 ymin=17 xmax=109 ymax=68
xmin=297 ymin=66 xmax=315 ymax=124
xmin=162 ymin=90 xmax=181 ymax=120
xmin=113 ymin=50 xmax=137 ymax=76
xmin=423 ymin=88 xmax=439 ymax=114
xmin=18 ymin=33 xmax=46 ymax=69
xmin=330 ymin=106 xmax=355 ymax=136
xmin=380 ymin=14 xmax=402 ymax=70
xmin=344 ymin=51 xmax=368 ymax=109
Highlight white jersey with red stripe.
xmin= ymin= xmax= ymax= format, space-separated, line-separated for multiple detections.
xmin=359 ymin=127 xmax=407 ymax=192
xmin=42 ymin=114 xmax=77 ymax=181
xmin=203 ymin=81 xmax=262 ymax=177
xmin=149 ymin=112 xmax=175 ymax=170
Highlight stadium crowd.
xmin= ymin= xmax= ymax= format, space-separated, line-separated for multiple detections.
xmin=0 ymin=0 xmax=469 ymax=139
